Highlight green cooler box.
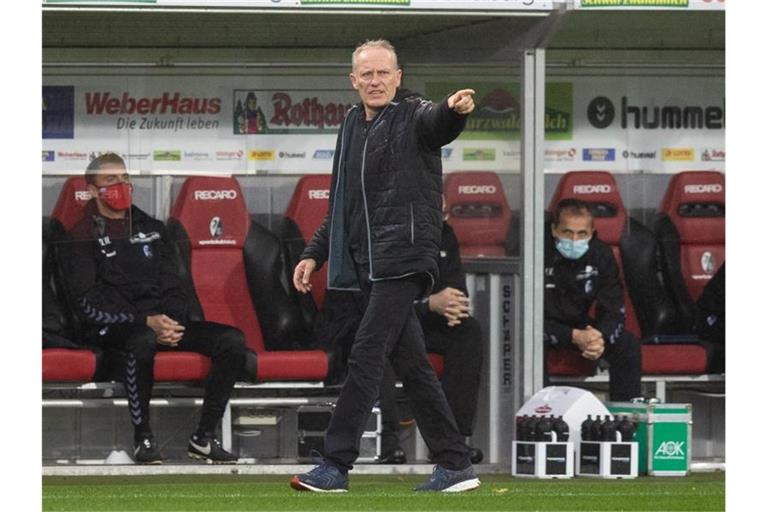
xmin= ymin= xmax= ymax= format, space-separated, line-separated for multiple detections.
xmin=607 ymin=402 xmax=692 ymax=476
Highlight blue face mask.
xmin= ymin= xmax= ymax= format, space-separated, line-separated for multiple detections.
xmin=556 ymin=237 xmax=590 ymax=260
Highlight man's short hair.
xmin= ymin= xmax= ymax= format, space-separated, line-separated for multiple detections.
xmin=352 ymin=39 xmax=398 ymax=70
xmin=85 ymin=152 xmax=126 ymax=184
xmin=553 ymin=198 xmax=593 ymax=227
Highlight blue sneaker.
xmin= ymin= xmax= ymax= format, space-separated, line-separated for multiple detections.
xmin=415 ymin=465 xmax=480 ymax=492
xmin=290 ymin=462 xmax=349 ymax=492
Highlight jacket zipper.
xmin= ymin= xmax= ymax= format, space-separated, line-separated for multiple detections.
xmin=410 ymin=203 xmax=415 ymax=245
xmin=361 ymin=105 xmax=391 ymax=280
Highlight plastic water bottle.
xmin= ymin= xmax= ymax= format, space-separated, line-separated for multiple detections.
xmin=618 ymin=415 xmax=636 ymax=442
xmin=581 ymin=414 xmax=594 ymax=441
xmin=590 ymin=415 xmax=604 ymax=441
xmin=601 ymin=415 xmax=619 ymax=442
xmin=535 ymin=415 xmax=553 ymax=442
xmin=552 ymin=415 xmax=569 ymax=442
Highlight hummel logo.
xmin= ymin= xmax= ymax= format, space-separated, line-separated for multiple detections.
xmin=190 ymin=439 xmax=212 ymax=455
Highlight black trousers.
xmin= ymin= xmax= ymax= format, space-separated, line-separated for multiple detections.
xmin=86 ymin=321 xmax=246 ymax=436
xmin=379 ymin=315 xmax=483 ymax=452
xmin=323 ymin=270 xmax=471 ymax=472
xmin=602 ymin=330 xmax=642 ymax=401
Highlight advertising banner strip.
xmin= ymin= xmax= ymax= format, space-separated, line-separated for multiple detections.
xmin=576 ymin=0 xmax=725 ymax=10
xmin=46 ymin=0 xmax=556 ymax=10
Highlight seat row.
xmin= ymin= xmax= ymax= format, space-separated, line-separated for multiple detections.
xmin=42 ymin=169 xmax=724 ymax=385
xmin=438 ymin=169 xmax=724 ymax=376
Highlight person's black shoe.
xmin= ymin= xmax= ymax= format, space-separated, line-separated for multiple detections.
xmin=378 ymin=448 xmax=407 ymax=464
xmin=469 ymin=447 xmax=484 ymax=464
xmin=188 ymin=434 xmax=238 ymax=464
xmin=134 ymin=435 xmax=163 ymax=465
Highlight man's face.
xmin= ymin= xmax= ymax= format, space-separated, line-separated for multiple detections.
xmin=552 ymin=212 xmax=594 ymax=241
xmin=349 ymin=47 xmax=402 ymax=115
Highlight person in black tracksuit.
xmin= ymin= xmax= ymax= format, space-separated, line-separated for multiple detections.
xmin=56 ymin=153 xmax=245 ymax=464
xmin=544 ymin=198 xmax=641 ymax=401
xmin=290 ymin=40 xmax=479 ymax=492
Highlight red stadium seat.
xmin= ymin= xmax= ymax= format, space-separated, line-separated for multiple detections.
xmin=656 ymin=171 xmax=725 ymax=331
xmin=444 ymin=171 xmax=513 ymax=257
xmin=284 ymin=174 xmax=332 ymax=309
xmin=168 ymin=176 xmax=328 ymax=382
xmin=50 ymin=176 xmax=90 ymax=231
xmin=42 ymin=348 xmax=99 ymax=382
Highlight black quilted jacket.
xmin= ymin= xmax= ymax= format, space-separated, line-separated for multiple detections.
xmin=301 ymin=89 xmax=467 ymax=295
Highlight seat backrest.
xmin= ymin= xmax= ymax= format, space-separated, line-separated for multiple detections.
xmin=168 ymin=176 xmax=265 ymax=352
xmin=284 ymin=174 xmax=332 ymax=308
xmin=50 ymin=176 xmax=91 ymax=232
xmin=658 ymin=171 xmax=725 ymax=301
xmin=548 ymin=171 xmax=640 ymax=337
xmin=443 ymin=171 xmax=513 ymax=257
xmin=656 ymin=171 xmax=725 ymax=330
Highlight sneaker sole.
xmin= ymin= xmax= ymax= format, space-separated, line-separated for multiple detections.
xmin=290 ymin=475 xmax=348 ymax=493
xmin=136 ymin=459 xmax=163 ymax=465
xmin=442 ymin=478 xmax=481 ymax=493
xmin=188 ymin=451 xmax=238 ymax=465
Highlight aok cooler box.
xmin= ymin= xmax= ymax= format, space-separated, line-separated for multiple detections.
xmin=607 ymin=402 xmax=692 ymax=476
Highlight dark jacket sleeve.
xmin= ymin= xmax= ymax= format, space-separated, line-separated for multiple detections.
xmin=300 ymin=213 xmax=330 ymax=269
xmin=544 ymin=318 xmax=574 ymax=347
xmin=415 ymin=223 xmax=467 ymax=320
xmin=595 ymin=245 xmax=627 ymax=344
xmin=57 ymin=230 xmax=146 ymax=327
xmin=437 ymin=224 xmax=467 ymax=295
xmin=155 ymin=223 xmax=189 ymax=322
xmin=415 ymin=96 xmax=468 ymax=151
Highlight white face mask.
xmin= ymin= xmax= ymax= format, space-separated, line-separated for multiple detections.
xmin=555 ymin=237 xmax=590 ymax=260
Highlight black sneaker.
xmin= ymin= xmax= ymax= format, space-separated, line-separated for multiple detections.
xmin=188 ymin=434 xmax=238 ymax=464
xmin=134 ymin=436 xmax=163 ymax=465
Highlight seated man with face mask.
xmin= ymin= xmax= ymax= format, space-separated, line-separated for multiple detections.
xmin=544 ymin=198 xmax=641 ymax=401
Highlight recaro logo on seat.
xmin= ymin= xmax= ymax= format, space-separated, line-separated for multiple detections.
xmin=458 ymin=185 xmax=497 ymax=194
xmin=74 ymin=190 xmax=92 ymax=201
xmin=308 ymin=189 xmax=330 ymax=200
xmin=194 ymin=190 xmax=238 ymax=200
xmin=573 ymin=184 xmax=612 ymax=194
xmin=684 ymin=184 xmax=722 ymax=194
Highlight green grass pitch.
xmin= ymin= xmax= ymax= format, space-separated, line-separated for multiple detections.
xmin=43 ymin=472 xmax=724 ymax=511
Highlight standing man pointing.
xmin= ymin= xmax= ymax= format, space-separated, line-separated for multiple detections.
xmin=290 ymin=39 xmax=479 ymax=493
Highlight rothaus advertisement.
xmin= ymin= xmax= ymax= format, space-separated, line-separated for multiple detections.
xmin=42 ymin=74 xmax=723 ymax=175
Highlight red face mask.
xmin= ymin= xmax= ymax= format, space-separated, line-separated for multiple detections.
xmin=98 ymin=182 xmax=133 ymax=211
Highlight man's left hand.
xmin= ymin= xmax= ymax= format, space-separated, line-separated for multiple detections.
xmin=448 ymin=89 xmax=476 ymax=115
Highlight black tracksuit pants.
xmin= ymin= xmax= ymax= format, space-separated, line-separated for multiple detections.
xmin=379 ymin=315 xmax=483 ymax=453
xmin=323 ymin=268 xmax=471 ymax=472
xmin=86 ymin=321 xmax=246 ymax=437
